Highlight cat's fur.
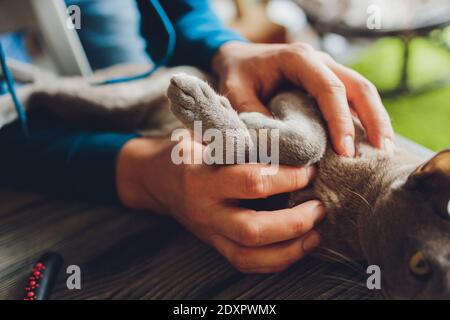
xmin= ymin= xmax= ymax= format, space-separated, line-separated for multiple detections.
xmin=167 ymin=74 xmax=450 ymax=300
xmin=4 ymin=65 xmax=449 ymax=299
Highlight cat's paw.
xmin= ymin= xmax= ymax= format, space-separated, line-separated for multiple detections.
xmin=167 ymin=74 xmax=225 ymax=122
xmin=167 ymin=73 xmax=246 ymax=132
xmin=167 ymin=74 xmax=201 ymax=123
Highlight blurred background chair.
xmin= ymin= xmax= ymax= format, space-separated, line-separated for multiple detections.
xmin=294 ymin=0 xmax=450 ymax=96
xmin=0 ymin=0 xmax=91 ymax=78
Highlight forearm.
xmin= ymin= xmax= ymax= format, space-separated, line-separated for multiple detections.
xmin=116 ymin=137 xmax=177 ymax=213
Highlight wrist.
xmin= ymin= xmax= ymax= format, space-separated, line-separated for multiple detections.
xmin=212 ymin=41 xmax=247 ymax=75
xmin=116 ymin=137 xmax=175 ymax=213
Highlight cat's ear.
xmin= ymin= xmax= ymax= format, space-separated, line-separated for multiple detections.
xmin=406 ymin=149 xmax=450 ymax=219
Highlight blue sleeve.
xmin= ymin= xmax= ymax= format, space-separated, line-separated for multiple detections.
xmin=137 ymin=0 xmax=247 ymax=71
xmin=0 ymin=111 xmax=138 ymax=203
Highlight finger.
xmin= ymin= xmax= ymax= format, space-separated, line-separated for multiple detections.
xmin=319 ymin=53 xmax=395 ymax=151
xmin=279 ymin=44 xmax=355 ymax=157
xmin=219 ymin=76 xmax=272 ymax=116
xmin=211 ymin=200 xmax=325 ymax=247
xmin=211 ymin=231 xmax=320 ymax=273
xmin=210 ymin=164 xmax=316 ymax=199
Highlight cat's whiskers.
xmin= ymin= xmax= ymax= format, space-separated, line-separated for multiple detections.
xmin=315 ymin=247 xmax=365 ymax=276
xmin=320 ymin=275 xmax=374 ymax=298
xmin=323 ymin=275 xmax=367 ymax=289
xmin=345 ymin=188 xmax=374 ymax=214
xmin=320 ymin=247 xmax=362 ymax=268
xmin=377 ymin=288 xmax=389 ymax=300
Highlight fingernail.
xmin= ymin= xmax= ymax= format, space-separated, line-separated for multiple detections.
xmin=302 ymin=232 xmax=320 ymax=252
xmin=306 ymin=200 xmax=326 ymax=224
xmin=312 ymin=201 xmax=326 ymax=223
xmin=343 ymin=135 xmax=355 ymax=157
xmin=305 ymin=165 xmax=317 ymax=179
xmin=382 ymin=138 xmax=395 ymax=154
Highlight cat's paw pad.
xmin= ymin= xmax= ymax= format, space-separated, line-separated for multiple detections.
xmin=167 ymin=74 xmax=220 ymax=120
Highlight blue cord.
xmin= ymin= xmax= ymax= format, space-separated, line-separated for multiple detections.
xmin=94 ymin=0 xmax=176 ymax=86
xmin=0 ymin=79 xmax=7 ymax=95
xmin=0 ymin=41 xmax=29 ymax=137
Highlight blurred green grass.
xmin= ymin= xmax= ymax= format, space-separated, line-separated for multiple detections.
xmin=349 ymin=35 xmax=450 ymax=151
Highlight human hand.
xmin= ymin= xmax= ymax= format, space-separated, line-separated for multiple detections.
xmin=212 ymin=41 xmax=395 ymax=157
xmin=116 ymin=137 xmax=325 ymax=273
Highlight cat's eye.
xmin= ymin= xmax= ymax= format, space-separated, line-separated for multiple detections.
xmin=409 ymin=251 xmax=431 ymax=277
xmin=447 ymin=199 xmax=450 ymax=217
xmin=437 ymin=199 xmax=450 ymax=221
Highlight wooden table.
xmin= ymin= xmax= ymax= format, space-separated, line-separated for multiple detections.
xmin=0 ymin=136 xmax=432 ymax=300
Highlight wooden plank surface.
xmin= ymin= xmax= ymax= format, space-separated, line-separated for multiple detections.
xmin=0 ymin=188 xmax=372 ymax=300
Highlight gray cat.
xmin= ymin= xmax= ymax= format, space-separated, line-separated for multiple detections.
xmin=167 ymin=73 xmax=450 ymax=300
xmin=4 ymin=65 xmax=449 ymax=299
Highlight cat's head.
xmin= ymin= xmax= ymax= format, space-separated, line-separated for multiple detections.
xmin=363 ymin=149 xmax=450 ymax=299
